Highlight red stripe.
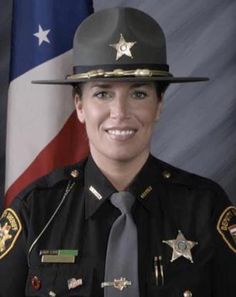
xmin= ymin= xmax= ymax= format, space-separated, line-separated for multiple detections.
xmin=4 ymin=111 xmax=89 ymax=207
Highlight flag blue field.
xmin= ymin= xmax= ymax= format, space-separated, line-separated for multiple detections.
xmin=10 ymin=0 xmax=93 ymax=80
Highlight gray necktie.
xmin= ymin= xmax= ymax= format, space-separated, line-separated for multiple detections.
xmin=103 ymin=191 xmax=140 ymax=297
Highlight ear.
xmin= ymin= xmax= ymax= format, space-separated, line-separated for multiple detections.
xmin=155 ymin=95 xmax=163 ymax=121
xmin=74 ymin=94 xmax=85 ymax=123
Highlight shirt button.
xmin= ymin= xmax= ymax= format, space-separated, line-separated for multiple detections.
xmin=70 ymin=169 xmax=79 ymax=178
xmin=162 ymin=170 xmax=171 ymax=179
xmin=183 ymin=290 xmax=192 ymax=297
xmin=31 ymin=276 xmax=41 ymax=290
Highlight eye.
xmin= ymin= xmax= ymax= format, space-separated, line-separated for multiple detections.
xmin=93 ymin=91 xmax=111 ymax=99
xmin=131 ymin=90 xmax=148 ymax=99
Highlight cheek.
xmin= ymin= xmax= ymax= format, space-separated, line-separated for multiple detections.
xmin=82 ymin=106 xmax=106 ymax=129
xmin=136 ymin=105 xmax=160 ymax=125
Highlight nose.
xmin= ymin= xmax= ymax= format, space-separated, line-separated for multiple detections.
xmin=110 ymin=96 xmax=130 ymax=119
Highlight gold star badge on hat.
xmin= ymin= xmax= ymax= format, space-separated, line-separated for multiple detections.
xmin=162 ymin=230 xmax=198 ymax=263
xmin=109 ymin=34 xmax=137 ymax=60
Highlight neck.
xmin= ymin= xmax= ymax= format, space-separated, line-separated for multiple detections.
xmin=91 ymin=152 xmax=150 ymax=191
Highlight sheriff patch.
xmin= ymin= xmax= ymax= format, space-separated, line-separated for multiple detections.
xmin=217 ymin=206 xmax=236 ymax=253
xmin=0 ymin=208 xmax=22 ymax=259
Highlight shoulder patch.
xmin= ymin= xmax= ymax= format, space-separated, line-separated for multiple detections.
xmin=217 ymin=206 xmax=236 ymax=253
xmin=0 ymin=208 xmax=22 ymax=259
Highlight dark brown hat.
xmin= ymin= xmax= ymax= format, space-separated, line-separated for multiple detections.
xmin=33 ymin=7 xmax=208 ymax=85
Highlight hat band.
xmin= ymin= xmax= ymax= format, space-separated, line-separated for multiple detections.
xmin=73 ymin=63 xmax=169 ymax=73
xmin=67 ymin=68 xmax=172 ymax=80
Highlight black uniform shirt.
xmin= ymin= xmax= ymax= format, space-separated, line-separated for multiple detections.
xmin=0 ymin=154 xmax=236 ymax=297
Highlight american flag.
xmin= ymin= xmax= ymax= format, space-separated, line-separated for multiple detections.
xmin=5 ymin=0 xmax=92 ymax=207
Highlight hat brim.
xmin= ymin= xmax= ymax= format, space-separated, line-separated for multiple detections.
xmin=32 ymin=76 xmax=209 ymax=85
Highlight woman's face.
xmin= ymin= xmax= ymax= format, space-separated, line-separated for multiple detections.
xmin=75 ymin=81 xmax=162 ymax=165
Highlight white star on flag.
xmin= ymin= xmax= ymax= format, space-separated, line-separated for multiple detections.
xmin=33 ymin=25 xmax=51 ymax=46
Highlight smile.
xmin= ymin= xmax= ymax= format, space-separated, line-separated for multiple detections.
xmin=107 ymin=129 xmax=135 ymax=136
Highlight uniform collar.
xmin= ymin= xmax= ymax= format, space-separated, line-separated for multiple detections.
xmin=84 ymin=156 xmax=116 ymax=219
xmin=84 ymin=154 xmax=169 ymax=219
xmin=127 ymin=154 xmax=164 ymax=215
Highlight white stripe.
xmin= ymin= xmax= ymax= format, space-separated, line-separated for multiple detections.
xmin=5 ymin=50 xmax=75 ymax=191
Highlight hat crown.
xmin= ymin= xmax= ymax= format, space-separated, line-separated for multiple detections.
xmin=32 ymin=7 xmax=209 ymax=84
xmin=73 ymin=7 xmax=167 ymax=70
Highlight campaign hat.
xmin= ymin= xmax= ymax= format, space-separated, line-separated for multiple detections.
xmin=33 ymin=7 xmax=208 ymax=85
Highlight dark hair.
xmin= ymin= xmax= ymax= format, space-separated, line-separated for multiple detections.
xmin=73 ymin=83 xmax=83 ymax=98
xmin=73 ymin=81 xmax=169 ymax=99
xmin=154 ymin=82 xmax=169 ymax=97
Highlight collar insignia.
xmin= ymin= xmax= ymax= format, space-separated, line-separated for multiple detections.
xmin=89 ymin=185 xmax=103 ymax=200
xmin=109 ymin=34 xmax=137 ymax=60
xmin=140 ymin=186 xmax=153 ymax=199
xmin=163 ymin=230 xmax=198 ymax=263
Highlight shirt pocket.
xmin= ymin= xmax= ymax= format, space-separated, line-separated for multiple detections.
xmin=25 ymin=263 xmax=94 ymax=297
xmin=146 ymin=262 xmax=212 ymax=297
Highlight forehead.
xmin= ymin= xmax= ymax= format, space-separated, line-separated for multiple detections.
xmin=81 ymin=80 xmax=156 ymax=90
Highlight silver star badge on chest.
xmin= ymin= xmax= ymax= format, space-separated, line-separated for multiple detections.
xmin=109 ymin=34 xmax=137 ymax=60
xmin=163 ymin=230 xmax=198 ymax=263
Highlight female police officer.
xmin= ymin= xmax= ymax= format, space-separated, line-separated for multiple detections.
xmin=0 ymin=7 xmax=236 ymax=297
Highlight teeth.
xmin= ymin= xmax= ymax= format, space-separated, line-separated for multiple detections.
xmin=107 ymin=129 xmax=135 ymax=136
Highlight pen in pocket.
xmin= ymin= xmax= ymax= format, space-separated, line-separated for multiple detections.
xmin=154 ymin=255 xmax=164 ymax=286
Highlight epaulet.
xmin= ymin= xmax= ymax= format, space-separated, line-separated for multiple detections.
xmin=17 ymin=159 xmax=87 ymax=200
xmin=157 ymin=158 xmax=220 ymax=191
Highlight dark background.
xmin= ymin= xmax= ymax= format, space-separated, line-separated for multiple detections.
xmin=0 ymin=0 xmax=236 ymax=210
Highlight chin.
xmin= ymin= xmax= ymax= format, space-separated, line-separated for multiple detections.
xmin=104 ymin=150 xmax=146 ymax=163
